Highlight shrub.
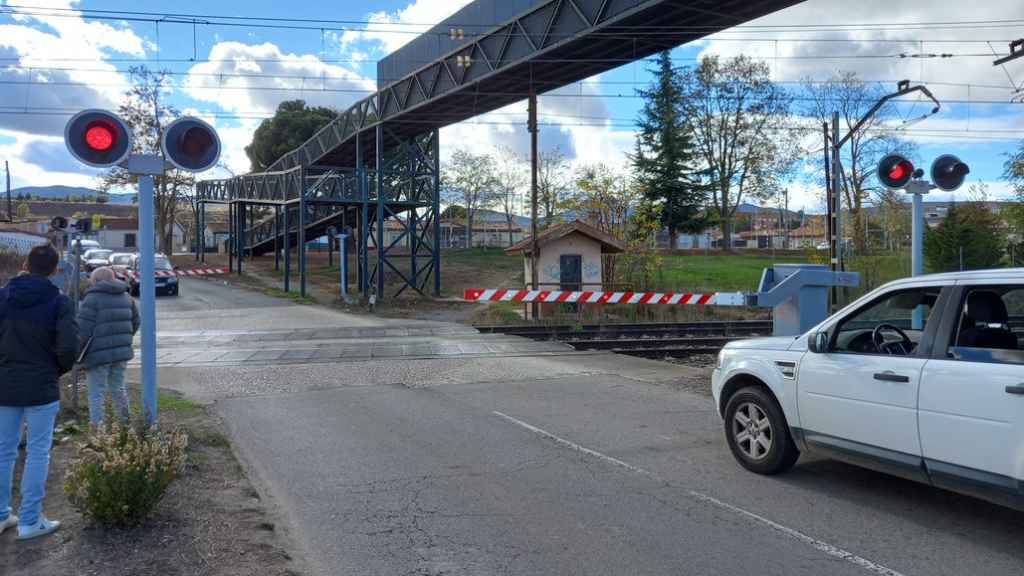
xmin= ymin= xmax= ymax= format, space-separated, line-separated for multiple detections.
xmin=65 ymin=419 xmax=188 ymax=526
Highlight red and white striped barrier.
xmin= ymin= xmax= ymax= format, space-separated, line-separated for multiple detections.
xmin=120 ymin=267 xmax=228 ymax=279
xmin=463 ymin=288 xmax=749 ymax=306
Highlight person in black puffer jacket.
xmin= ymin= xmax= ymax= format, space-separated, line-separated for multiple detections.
xmin=78 ymin=266 xmax=139 ymax=426
xmin=0 ymin=244 xmax=78 ymax=540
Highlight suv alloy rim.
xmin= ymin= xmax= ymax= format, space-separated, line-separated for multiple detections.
xmin=732 ymin=402 xmax=773 ymax=460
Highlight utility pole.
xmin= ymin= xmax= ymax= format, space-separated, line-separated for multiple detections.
xmin=826 ymin=81 xmax=940 ymax=306
xmin=831 ymin=112 xmax=843 ymax=275
xmin=528 ymin=91 xmax=539 ymax=320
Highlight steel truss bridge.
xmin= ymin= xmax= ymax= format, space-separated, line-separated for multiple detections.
xmin=195 ymin=0 xmax=803 ymax=298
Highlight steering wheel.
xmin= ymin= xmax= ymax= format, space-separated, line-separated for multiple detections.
xmin=872 ymin=324 xmax=913 ymax=355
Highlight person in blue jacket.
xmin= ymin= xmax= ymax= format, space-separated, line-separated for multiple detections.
xmin=0 ymin=244 xmax=78 ymax=540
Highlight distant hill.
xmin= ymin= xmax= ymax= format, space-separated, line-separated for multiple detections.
xmin=10 ymin=185 xmax=135 ymax=205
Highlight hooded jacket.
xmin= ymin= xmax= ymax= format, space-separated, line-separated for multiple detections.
xmin=77 ymin=279 xmax=139 ymax=368
xmin=0 ymin=274 xmax=79 ymax=406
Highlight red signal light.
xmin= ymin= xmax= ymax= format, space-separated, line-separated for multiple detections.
xmin=888 ymin=161 xmax=912 ymax=182
xmin=84 ymin=121 xmax=116 ymax=152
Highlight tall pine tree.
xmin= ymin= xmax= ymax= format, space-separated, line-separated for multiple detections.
xmin=632 ymin=51 xmax=705 ymax=249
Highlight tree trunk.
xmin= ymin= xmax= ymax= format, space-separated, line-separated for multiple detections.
xmin=721 ymin=218 xmax=733 ymax=252
xmin=506 ymin=216 xmax=514 ymax=246
xmin=466 ymin=213 xmax=474 ymax=248
xmin=852 ymin=208 xmax=867 ymax=254
xmin=668 ymin=225 xmax=678 ymax=250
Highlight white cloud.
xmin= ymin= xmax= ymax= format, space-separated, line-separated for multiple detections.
xmin=183 ymin=42 xmax=376 ymax=116
xmin=696 ymin=0 xmax=1023 ymax=103
xmin=0 ymin=0 xmax=149 ymax=136
xmin=340 ymin=0 xmax=475 ymax=56
xmin=0 ymin=129 xmax=101 ymax=189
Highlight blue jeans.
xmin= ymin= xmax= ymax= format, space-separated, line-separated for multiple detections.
xmin=87 ymin=362 xmax=129 ymax=426
xmin=0 ymin=401 xmax=60 ymax=527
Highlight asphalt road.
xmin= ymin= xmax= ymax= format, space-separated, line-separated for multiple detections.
xmin=157 ymin=280 xmax=1024 ymax=576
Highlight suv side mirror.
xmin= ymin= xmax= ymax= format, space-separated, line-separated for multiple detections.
xmin=808 ymin=331 xmax=830 ymax=354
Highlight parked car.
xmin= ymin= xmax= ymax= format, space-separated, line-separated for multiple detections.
xmin=81 ymin=248 xmax=114 ymax=272
xmin=712 ymin=269 xmax=1024 ymax=510
xmin=108 ymin=252 xmax=135 ymax=280
xmin=65 ymin=239 xmax=101 ymax=263
xmin=815 ymin=241 xmax=830 ymax=251
xmin=126 ymin=253 xmax=179 ymax=297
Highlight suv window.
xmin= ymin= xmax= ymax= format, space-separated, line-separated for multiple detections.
xmin=831 ymin=287 xmax=940 ymax=355
xmin=948 ymin=286 xmax=1024 ymax=365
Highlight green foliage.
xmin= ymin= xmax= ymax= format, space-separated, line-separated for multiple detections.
xmin=245 ymin=100 xmax=337 ymax=171
xmin=679 ymin=55 xmax=796 ymax=248
xmin=65 ymin=419 xmax=188 ymax=527
xmin=924 ymin=202 xmax=1006 ymax=272
xmin=442 ymin=149 xmax=500 ymax=247
xmin=1004 ymin=141 xmax=1024 ymax=237
xmin=633 ymin=51 xmax=706 ymax=240
xmin=262 ymin=287 xmax=316 ymax=305
xmin=15 ymin=201 xmax=29 ymax=219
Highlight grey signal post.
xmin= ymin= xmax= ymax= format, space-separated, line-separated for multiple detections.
xmin=128 ymin=155 xmax=164 ymax=423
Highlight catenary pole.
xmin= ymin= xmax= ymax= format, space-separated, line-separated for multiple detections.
xmin=528 ymin=91 xmax=539 ymax=319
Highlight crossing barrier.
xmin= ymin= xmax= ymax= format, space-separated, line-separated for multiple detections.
xmin=119 ymin=267 xmax=228 ymax=279
xmin=463 ymin=289 xmax=748 ymax=306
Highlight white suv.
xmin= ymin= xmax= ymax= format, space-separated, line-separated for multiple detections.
xmin=712 ymin=269 xmax=1024 ymax=510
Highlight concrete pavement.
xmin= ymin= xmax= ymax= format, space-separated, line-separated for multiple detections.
xmin=154 ymin=279 xmax=1024 ymax=576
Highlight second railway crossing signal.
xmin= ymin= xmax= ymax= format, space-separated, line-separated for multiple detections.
xmin=162 ymin=117 xmax=222 ymax=172
xmin=930 ymin=155 xmax=970 ymax=192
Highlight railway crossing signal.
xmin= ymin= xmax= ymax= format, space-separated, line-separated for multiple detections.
xmin=64 ymin=110 xmax=132 ymax=168
xmin=64 ymin=109 xmax=222 ymax=426
xmin=930 ymin=154 xmax=970 ymax=192
xmin=162 ymin=117 xmax=221 ymax=173
xmin=877 ymin=154 xmax=916 ymax=190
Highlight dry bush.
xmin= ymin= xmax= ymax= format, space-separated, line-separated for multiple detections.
xmin=65 ymin=417 xmax=188 ymax=527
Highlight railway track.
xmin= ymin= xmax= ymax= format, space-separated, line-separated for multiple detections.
xmin=477 ymin=320 xmax=772 ymax=340
xmin=477 ymin=321 xmax=773 ymax=360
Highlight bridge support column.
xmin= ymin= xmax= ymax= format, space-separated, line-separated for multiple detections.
xmin=299 ymin=189 xmax=307 ymax=298
xmin=283 ymin=204 xmax=291 ymax=293
xmin=370 ymin=126 xmax=441 ymax=298
xmin=375 ymin=124 xmax=385 ymax=298
xmin=432 ymin=129 xmax=441 ymax=297
xmin=273 ymin=205 xmax=280 ymax=271
xmin=228 ymin=203 xmax=234 ymax=273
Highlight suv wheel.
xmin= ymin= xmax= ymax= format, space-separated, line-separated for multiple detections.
xmin=723 ymin=386 xmax=799 ymax=475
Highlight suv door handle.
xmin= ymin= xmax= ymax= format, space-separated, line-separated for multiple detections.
xmin=1006 ymin=385 xmax=1024 ymax=395
xmin=874 ymin=372 xmax=910 ymax=383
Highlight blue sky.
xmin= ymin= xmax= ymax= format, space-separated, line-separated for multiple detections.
xmin=0 ymin=0 xmax=1022 ymax=212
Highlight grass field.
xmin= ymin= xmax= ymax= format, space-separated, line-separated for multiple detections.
xmin=621 ymin=250 xmax=912 ymax=297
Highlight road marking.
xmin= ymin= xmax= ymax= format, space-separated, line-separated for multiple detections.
xmin=492 ymin=410 xmax=906 ymax=576
xmin=493 ymin=411 xmax=651 ymax=476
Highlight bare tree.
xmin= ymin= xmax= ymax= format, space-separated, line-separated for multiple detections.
xmin=99 ymin=66 xmax=194 ymax=254
xmin=442 ymin=149 xmax=499 ymax=248
xmin=567 ymin=163 xmax=643 ymax=284
xmin=493 ymin=146 xmax=528 ymax=246
xmin=804 ymin=71 xmax=913 ymax=253
xmin=537 ymin=148 xmax=572 ymax=227
xmin=681 ymin=55 xmax=797 ymax=250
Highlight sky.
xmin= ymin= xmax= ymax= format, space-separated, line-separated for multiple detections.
xmin=0 ymin=0 xmax=1022 ymax=213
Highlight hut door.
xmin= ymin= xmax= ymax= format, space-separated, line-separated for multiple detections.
xmin=560 ymin=254 xmax=582 ymax=291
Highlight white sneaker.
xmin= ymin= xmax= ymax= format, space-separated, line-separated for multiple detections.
xmin=0 ymin=515 xmax=16 ymax=535
xmin=16 ymin=517 xmax=60 ymax=540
